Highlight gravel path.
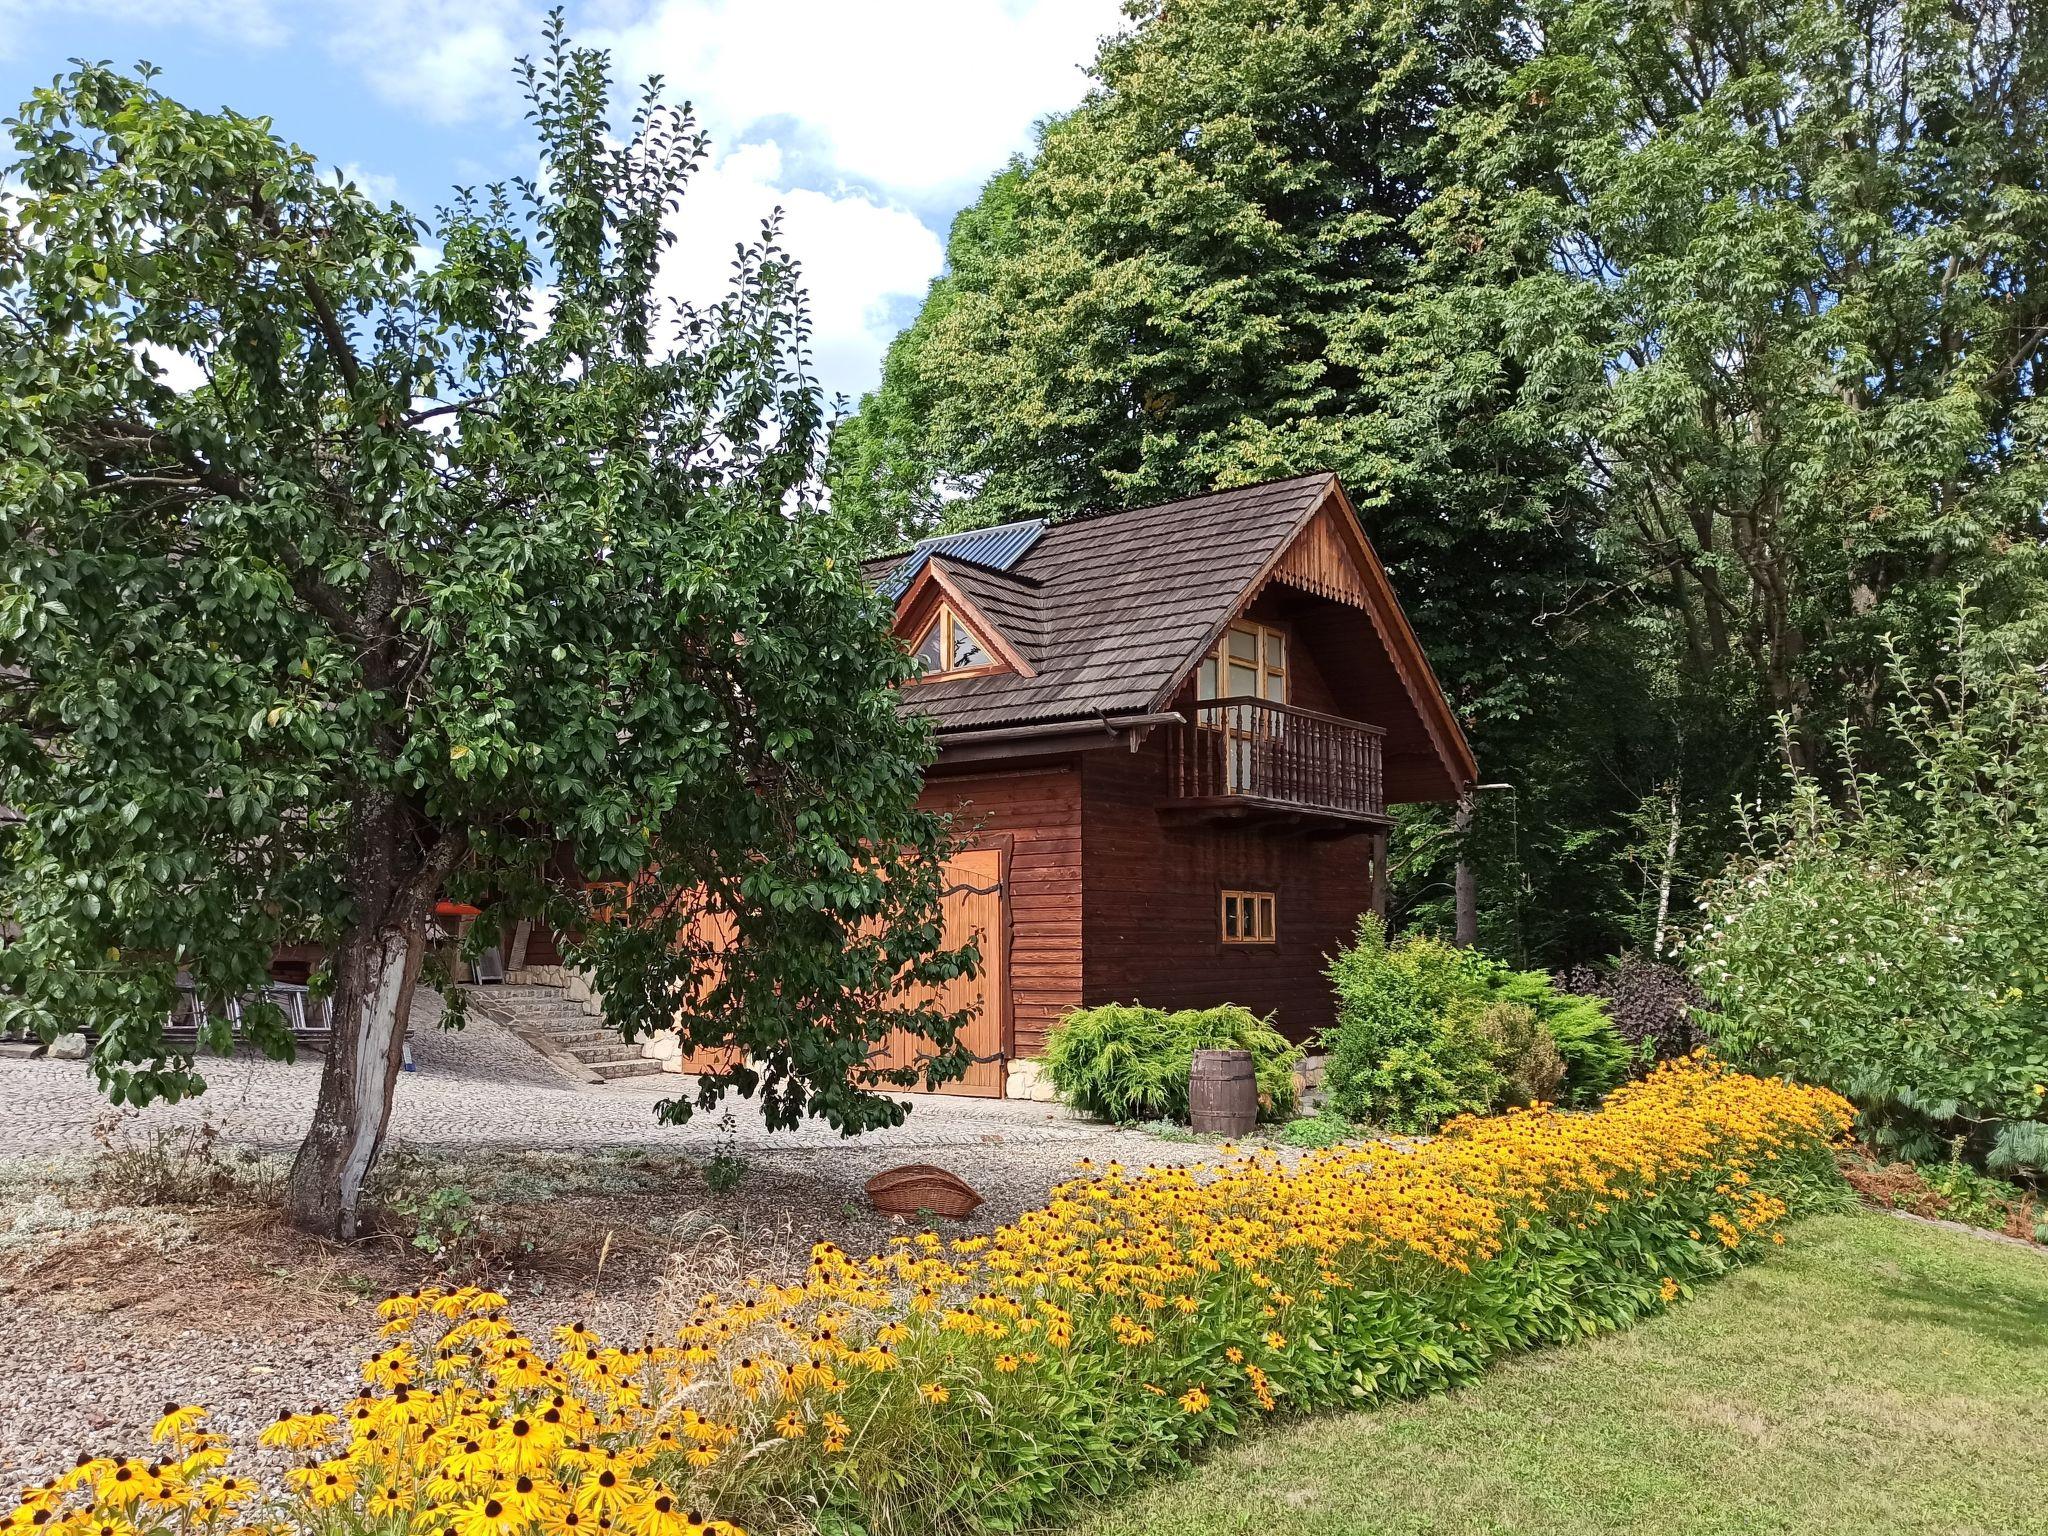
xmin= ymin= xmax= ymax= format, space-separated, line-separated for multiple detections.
xmin=0 ymin=989 xmax=1240 ymax=1486
xmin=0 ymin=988 xmax=1126 ymax=1158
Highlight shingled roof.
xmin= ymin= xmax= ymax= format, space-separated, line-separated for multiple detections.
xmin=871 ymin=472 xmax=1338 ymax=733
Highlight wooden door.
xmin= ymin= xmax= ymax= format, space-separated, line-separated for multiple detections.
xmin=860 ymin=847 xmax=1008 ymax=1097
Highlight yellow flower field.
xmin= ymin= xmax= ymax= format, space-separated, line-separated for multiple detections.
xmin=2 ymin=1055 xmax=1853 ymax=1536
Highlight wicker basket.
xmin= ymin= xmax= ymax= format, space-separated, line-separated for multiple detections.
xmin=865 ymin=1163 xmax=985 ymax=1220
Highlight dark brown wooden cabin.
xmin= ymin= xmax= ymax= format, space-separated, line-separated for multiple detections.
xmin=870 ymin=472 xmax=1477 ymax=1095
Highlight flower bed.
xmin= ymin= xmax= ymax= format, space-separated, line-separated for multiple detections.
xmin=5 ymin=1056 xmax=1851 ymax=1536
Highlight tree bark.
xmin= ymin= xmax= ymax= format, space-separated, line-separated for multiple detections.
xmin=286 ymin=922 xmax=425 ymax=1237
xmin=285 ymin=791 xmax=461 ymax=1239
xmin=1453 ymin=794 xmax=1478 ymax=948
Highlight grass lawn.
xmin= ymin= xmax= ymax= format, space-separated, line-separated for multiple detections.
xmin=1070 ymin=1213 xmax=2047 ymax=1536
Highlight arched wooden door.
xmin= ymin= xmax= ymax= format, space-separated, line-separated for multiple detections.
xmin=859 ymin=846 xmax=1009 ymax=1097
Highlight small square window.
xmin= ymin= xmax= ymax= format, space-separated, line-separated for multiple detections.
xmin=1221 ymin=890 xmax=1276 ymax=945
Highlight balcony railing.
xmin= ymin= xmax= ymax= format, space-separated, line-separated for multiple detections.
xmin=1167 ymin=697 xmax=1386 ymax=821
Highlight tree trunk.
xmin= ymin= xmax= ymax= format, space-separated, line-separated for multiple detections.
xmin=1651 ymin=782 xmax=1681 ymax=958
xmin=286 ymin=922 xmax=425 ymax=1238
xmin=1453 ymin=794 xmax=1478 ymax=948
xmin=284 ymin=786 xmax=461 ymax=1240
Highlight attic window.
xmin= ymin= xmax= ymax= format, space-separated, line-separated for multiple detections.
xmin=910 ymin=604 xmax=996 ymax=679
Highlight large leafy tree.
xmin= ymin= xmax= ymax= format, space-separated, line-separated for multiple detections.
xmin=828 ymin=0 xmax=1634 ymax=958
xmin=833 ymin=0 xmax=2048 ymax=960
xmin=0 ymin=23 xmax=968 ymax=1238
xmin=1464 ymin=0 xmax=2048 ymax=761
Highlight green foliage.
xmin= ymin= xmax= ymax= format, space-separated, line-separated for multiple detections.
xmin=1689 ymin=622 xmax=2048 ymax=1167
xmin=830 ymin=0 xmax=2048 ymax=967
xmin=702 ymin=1109 xmax=749 ymax=1196
xmin=1323 ymin=916 xmax=1631 ymax=1130
xmin=1469 ymin=1002 xmax=1564 ymax=1109
xmin=1043 ymin=1002 xmax=1301 ymax=1124
xmin=1488 ymin=971 xmax=1633 ymax=1102
xmin=1275 ymin=1115 xmax=1356 ymax=1149
xmin=0 ymin=21 xmax=971 ymax=1230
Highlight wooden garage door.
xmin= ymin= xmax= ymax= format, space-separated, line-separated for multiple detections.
xmin=593 ymin=850 xmax=1008 ymax=1094
xmin=858 ymin=847 xmax=1008 ymax=1097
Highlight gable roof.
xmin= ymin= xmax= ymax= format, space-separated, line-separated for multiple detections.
xmin=870 ymin=472 xmax=1477 ymax=793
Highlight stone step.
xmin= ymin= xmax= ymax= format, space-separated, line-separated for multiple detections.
xmin=566 ymin=1040 xmax=645 ymax=1066
xmin=590 ymin=1058 xmax=667 ymax=1081
xmin=543 ymin=1028 xmax=616 ymax=1048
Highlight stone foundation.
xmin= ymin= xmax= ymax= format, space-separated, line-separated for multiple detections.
xmin=1004 ymin=1056 xmax=1060 ymax=1103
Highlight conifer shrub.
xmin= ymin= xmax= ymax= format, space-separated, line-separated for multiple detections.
xmin=1044 ymin=1002 xmax=1300 ymax=1123
xmin=1322 ymin=917 xmax=1632 ymax=1130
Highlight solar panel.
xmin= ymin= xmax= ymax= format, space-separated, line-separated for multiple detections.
xmin=879 ymin=519 xmax=1046 ymax=599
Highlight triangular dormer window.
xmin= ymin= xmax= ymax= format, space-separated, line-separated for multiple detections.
xmin=910 ymin=603 xmax=998 ymax=679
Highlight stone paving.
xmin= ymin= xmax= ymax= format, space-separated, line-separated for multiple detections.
xmin=0 ymin=988 xmax=1111 ymax=1162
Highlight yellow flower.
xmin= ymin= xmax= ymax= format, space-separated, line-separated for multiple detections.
xmin=1177 ymin=1386 xmax=1211 ymax=1414
xmin=993 ymin=1354 xmax=1020 ymax=1374
xmin=918 ymin=1382 xmax=950 ymax=1405
xmin=1659 ymin=1277 xmax=1681 ymax=1303
xmin=447 ymin=1493 xmax=526 ymax=1536
xmin=283 ymin=1460 xmax=358 ymax=1508
xmin=150 ymin=1404 xmax=207 ymax=1446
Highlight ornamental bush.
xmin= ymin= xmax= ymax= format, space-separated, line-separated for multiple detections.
xmin=1322 ymin=917 xmax=1632 ymax=1129
xmin=1564 ymin=954 xmax=1711 ymax=1062
xmin=4 ymin=1058 xmax=1850 ymax=1536
xmin=1687 ymin=629 xmax=2048 ymax=1174
xmin=1043 ymin=1002 xmax=1300 ymax=1123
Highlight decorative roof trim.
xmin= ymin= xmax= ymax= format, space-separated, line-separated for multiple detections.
xmin=1148 ymin=475 xmax=1477 ymax=791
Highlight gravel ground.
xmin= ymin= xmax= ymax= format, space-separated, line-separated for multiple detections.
xmin=0 ymin=989 xmax=1242 ymax=1486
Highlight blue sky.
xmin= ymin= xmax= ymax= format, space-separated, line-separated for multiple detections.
xmin=0 ymin=0 xmax=1126 ymax=403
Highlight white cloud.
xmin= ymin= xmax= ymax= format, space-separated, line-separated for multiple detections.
xmin=660 ymin=142 xmax=945 ymax=402
xmin=602 ymin=0 xmax=1124 ymax=203
xmin=325 ymin=0 xmax=536 ymax=125
xmin=330 ymin=162 xmax=401 ymax=202
xmin=316 ymin=0 xmax=1124 ymax=398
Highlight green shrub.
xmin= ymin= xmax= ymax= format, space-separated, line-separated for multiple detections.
xmin=1491 ymin=970 xmax=1635 ymax=1103
xmin=1276 ymin=1114 xmax=1356 ymax=1148
xmin=1322 ymin=916 xmax=1632 ymax=1130
xmin=1470 ymin=1001 xmax=1564 ymax=1108
xmin=1044 ymin=1002 xmax=1301 ymax=1123
xmin=1688 ymin=626 xmax=2048 ymax=1173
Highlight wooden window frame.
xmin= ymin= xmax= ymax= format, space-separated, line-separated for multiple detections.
xmin=1220 ymin=889 xmax=1277 ymax=945
xmin=907 ymin=603 xmax=1005 ymax=683
xmin=1198 ymin=620 xmax=1288 ymax=707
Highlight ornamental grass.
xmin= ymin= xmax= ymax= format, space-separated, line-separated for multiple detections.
xmin=5 ymin=1055 xmax=1852 ymax=1536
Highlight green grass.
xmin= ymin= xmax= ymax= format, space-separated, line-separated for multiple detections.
xmin=1068 ymin=1214 xmax=2048 ymax=1536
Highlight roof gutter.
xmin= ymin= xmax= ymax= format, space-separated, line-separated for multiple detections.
xmin=934 ymin=710 xmax=1184 ymax=748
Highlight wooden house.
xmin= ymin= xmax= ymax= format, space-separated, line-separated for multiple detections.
xmin=869 ymin=472 xmax=1477 ymax=1098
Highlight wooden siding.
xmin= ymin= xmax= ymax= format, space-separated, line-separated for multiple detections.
xmin=1079 ymin=732 xmax=1376 ymax=1044
xmin=918 ymin=763 xmax=1083 ymax=1058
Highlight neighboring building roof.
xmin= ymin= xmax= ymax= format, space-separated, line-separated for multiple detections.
xmin=869 ymin=471 xmax=1478 ymax=794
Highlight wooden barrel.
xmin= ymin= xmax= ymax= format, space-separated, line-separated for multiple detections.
xmin=1188 ymin=1048 xmax=1258 ymax=1135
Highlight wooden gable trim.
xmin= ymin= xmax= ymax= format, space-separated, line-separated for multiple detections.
xmin=893 ymin=560 xmax=1039 ymax=681
xmin=1148 ymin=475 xmax=1477 ymax=791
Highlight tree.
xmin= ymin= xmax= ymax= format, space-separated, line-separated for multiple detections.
xmin=832 ymin=0 xmax=2048 ymax=962
xmin=1687 ymin=614 xmax=2048 ymax=1175
xmin=0 ymin=21 xmax=969 ymax=1239
xmin=1454 ymin=0 xmax=2048 ymax=758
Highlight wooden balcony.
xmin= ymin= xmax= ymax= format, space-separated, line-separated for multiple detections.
xmin=1165 ymin=697 xmax=1386 ymax=827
